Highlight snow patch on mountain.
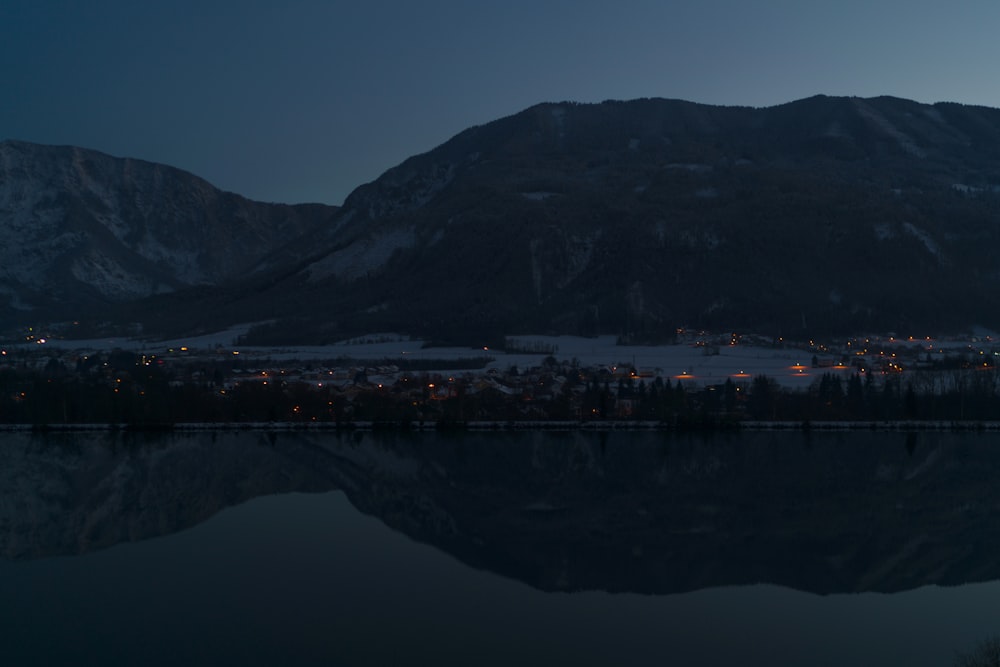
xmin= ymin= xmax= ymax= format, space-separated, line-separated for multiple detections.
xmin=134 ymin=232 xmax=206 ymax=285
xmin=306 ymin=228 xmax=417 ymax=282
xmin=923 ymin=107 xmax=947 ymax=125
xmin=902 ymin=222 xmax=941 ymax=259
xmin=852 ymin=99 xmax=926 ymax=158
xmin=362 ymin=163 xmax=455 ymax=219
xmin=550 ymin=106 xmax=568 ymax=138
xmin=70 ymin=250 xmax=156 ymax=300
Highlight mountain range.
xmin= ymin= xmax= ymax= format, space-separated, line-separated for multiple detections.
xmin=6 ymin=94 xmax=1000 ymax=342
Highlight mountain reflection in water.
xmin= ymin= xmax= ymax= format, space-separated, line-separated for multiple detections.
xmin=3 ymin=429 xmax=1000 ymax=596
xmin=0 ymin=432 xmax=1000 ymax=665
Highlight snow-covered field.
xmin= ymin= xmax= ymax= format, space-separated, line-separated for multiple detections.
xmin=493 ymin=335 xmax=845 ymax=389
xmin=20 ymin=329 xmax=859 ymax=389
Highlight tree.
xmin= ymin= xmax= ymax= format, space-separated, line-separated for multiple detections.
xmin=747 ymin=375 xmax=777 ymax=420
xmin=846 ymin=373 xmax=865 ymax=418
xmin=903 ymin=382 xmax=917 ymax=419
xmin=723 ymin=377 xmax=737 ymax=413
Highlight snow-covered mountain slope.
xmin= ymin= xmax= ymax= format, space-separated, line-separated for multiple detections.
xmin=0 ymin=140 xmax=334 ymax=319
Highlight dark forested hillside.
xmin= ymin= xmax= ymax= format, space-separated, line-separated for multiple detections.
xmin=224 ymin=95 xmax=1000 ymax=343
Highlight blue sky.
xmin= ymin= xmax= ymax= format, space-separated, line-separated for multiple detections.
xmin=2 ymin=1 xmax=998 ymax=204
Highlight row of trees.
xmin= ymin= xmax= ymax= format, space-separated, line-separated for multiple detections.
xmin=743 ymin=369 xmax=1000 ymax=422
xmin=4 ymin=358 xmax=1000 ymax=428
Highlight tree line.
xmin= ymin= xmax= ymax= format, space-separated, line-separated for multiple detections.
xmin=3 ymin=351 xmax=1000 ymax=428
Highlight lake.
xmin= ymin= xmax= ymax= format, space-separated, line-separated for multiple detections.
xmin=2 ymin=428 xmax=999 ymax=666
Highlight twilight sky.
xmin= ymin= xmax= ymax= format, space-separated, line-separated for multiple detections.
xmin=2 ymin=1 xmax=998 ymax=205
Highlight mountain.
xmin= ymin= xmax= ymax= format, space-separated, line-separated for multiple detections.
xmin=10 ymin=94 xmax=1000 ymax=342
xmin=0 ymin=140 xmax=335 ymax=328
xmin=229 ymin=95 xmax=1000 ymax=343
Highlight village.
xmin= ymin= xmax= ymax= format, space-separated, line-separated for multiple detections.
xmin=2 ymin=329 xmax=1000 ymax=427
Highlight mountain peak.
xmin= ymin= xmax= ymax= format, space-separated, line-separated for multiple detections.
xmin=0 ymin=142 xmax=335 ymax=323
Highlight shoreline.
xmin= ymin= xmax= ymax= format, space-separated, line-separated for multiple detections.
xmin=5 ymin=419 xmax=1000 ymax=433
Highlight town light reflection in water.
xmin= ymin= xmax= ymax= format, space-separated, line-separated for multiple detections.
xmin=1 ymin=429 xmax=999 ymax=666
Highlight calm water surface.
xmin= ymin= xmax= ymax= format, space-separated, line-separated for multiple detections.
xmin=2 ymin=429 xmax=999 ymax=666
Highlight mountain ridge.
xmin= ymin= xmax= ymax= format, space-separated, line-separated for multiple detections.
xmin=0 ymin=139 xmax=336 ymax=326
xmin=234 ymin=94 xmax=1000 ymax=342
xmin=6 ymin=94 xmax=1000 ymax=341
